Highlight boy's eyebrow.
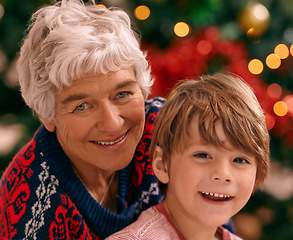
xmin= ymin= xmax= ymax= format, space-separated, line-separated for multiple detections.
xmin=61 ymin=79 xmax=139 ymax=105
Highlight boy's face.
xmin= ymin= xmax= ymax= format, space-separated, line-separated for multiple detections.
xmin=153 ymin=115 xmax=257 ymax=233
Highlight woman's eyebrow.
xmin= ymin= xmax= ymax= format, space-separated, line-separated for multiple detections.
xmin=61 ymin=94 xmax=89 ymax=105
xmin=114 ymin=79 xmax=138 ymax=90
xmin=61 ymin=80 xmax=138 ymax=105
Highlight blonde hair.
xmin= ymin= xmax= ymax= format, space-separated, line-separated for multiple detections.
xmin=17 ymin=0 xmax=153 ymax=122
xmin=150 ymin=73 xmax=270 ymax=194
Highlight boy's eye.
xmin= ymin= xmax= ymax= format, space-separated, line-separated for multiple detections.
xmin=116 ymin=91 xmax=129 ymax=99
xmin=194 ymin=153 xmax=210 ymax=159
xmin=233 ymin=158 xmax=249 ymax=164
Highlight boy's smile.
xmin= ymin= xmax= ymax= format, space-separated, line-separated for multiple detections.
xmin=200 ymin=191 xmax=232 ymax=202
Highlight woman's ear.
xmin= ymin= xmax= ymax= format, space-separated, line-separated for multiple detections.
xmin=40 ymin=116 xmax=56 ymax=132
xmin=152 ymin=146 xmax=169 ymax=184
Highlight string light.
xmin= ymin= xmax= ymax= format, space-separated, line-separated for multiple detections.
xmin=273 ymin=101 xmax=288 ymax=117
xmin=266 ymin=53 xmax=281 ymax=69
xmin=248 ymin=59 xmax=263 ymax=74
xmin=174 ymin=22 xmax=190 ymax=37
xmin=274 ymin=44 xmax=289 ymax=59
xmin=249 ymin=44 xmax=291 ymax=72
xmin=134 ymin=5 xmax=150 ymax=20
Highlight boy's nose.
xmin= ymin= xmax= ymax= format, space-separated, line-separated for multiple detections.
xmin=210 ymin=161 xmax=231 ymax=183
xmin=213 ymin=176 xmax=231 ymax=183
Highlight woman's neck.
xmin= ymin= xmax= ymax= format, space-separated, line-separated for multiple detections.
xmin=72 ymin=163 xmax=118 ymax=212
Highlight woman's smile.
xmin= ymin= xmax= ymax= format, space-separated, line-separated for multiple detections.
xmin=92 ymin=130 xmax=128 ymax=146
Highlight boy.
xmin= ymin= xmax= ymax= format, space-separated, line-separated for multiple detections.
xmin=106 ymin=73 xmax=270 ymax=240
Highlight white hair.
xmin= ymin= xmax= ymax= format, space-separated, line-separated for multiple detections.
xmin=17 ymin=0 xmax=153 ymax=122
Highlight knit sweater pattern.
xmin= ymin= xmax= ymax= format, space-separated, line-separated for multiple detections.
xmin=0 ymin=97 xmax=165 ymax=240
xmin=106 ymin=203 xmax=242 ymax=240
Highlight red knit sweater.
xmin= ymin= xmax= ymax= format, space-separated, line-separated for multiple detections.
xmin=0 ymin=97 xmax=165 ymax=240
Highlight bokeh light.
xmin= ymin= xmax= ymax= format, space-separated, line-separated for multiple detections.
xmin=290 ymin=44 xmax=293 ymax=56
xmin=174 ymin=22 xmax=190 ymax=37
xmin=273 ymin=101 xmax=288 ymax=117
xmin=0 ymin=124 xmax=23 ymax=155
xmin=274 ymin=44 xmax=289 ymax=59
xmin=248 ymin=59 xmax=263 ymax=74
xmin=97 ymin=4 xmax=106 ymax=8
xmin=253 ymin=3 xmax=270 ymax=21
xmin=267 ymin=83 xmax=282 ymax=99
xmin=246 ymin=28 xmax=258 ymax=37
xmin=264 ymin=113 xmax=276 ymax=130
xmin=284 ymin=95 xmax=293 ymax=115
xmin=284 ymin=28 xmax=293 ymax=43
xmin=196 ymin=40 xmax=212 ymax=55
xmin=4 ymin=58 xmax=18 ymax=87
xmin=134 ymin=5 xmax=150 ymax=21
xmin=266 ymin=53 xmax=281 ymax=69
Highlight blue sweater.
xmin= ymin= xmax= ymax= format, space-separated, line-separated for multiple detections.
xmin=0 ymin=97 xmax=165 ymax=240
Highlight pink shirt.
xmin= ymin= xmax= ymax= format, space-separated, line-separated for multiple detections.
xmin=106 ymin=202 xmax=242 ymax=240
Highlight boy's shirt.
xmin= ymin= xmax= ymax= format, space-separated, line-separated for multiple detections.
xmin=106 ymin=202 xmax=242 ymax=240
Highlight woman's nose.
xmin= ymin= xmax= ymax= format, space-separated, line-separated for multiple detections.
xmin=97 ymin=104 xmax=123 ymax=133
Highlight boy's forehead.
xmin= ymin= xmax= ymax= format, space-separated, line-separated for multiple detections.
xmin=214 ymin=122 xmax=229 ymax=145
xmin=186 ymin=115 xmax=233 ymax=149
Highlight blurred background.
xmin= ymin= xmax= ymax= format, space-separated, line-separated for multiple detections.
xmin=0 ymin=0 xmax=292 ymax=239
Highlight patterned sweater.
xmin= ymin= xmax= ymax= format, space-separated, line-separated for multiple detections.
xmin=0 ymin=97 xmax=165 ymax=240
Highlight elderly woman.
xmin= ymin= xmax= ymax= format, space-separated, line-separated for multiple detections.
xmin=0 ymin=0 xmax=164 ymax=239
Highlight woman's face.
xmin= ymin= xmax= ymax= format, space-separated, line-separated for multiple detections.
xmin=43 ymin=68 xmax=145 ymax=172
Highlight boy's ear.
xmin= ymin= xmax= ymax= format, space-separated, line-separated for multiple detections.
xmin=152 ymin=146 xmax=169 ymax=184
xmin=40 ymin=116 xmax=56 ymax=132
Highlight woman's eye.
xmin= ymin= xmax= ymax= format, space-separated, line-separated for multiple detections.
xmin=116 ymin=91 xmax=129 ymax=99
xmin=234 ymin=158 xmax=249 ymax=164
xmin=194 ymin=153 xmax=210 ymax=159
xmin=74 ymin=103 xmax=88 ymax=111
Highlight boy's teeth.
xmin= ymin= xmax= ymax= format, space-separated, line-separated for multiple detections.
xmin=95 ymin=133 xmax=126 ymax=146
xmin=203 ymin=192 xmax=230 ymax=199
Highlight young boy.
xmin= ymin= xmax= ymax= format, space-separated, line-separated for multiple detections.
xmin=106 ymin=73 xmax=270 ymax=240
